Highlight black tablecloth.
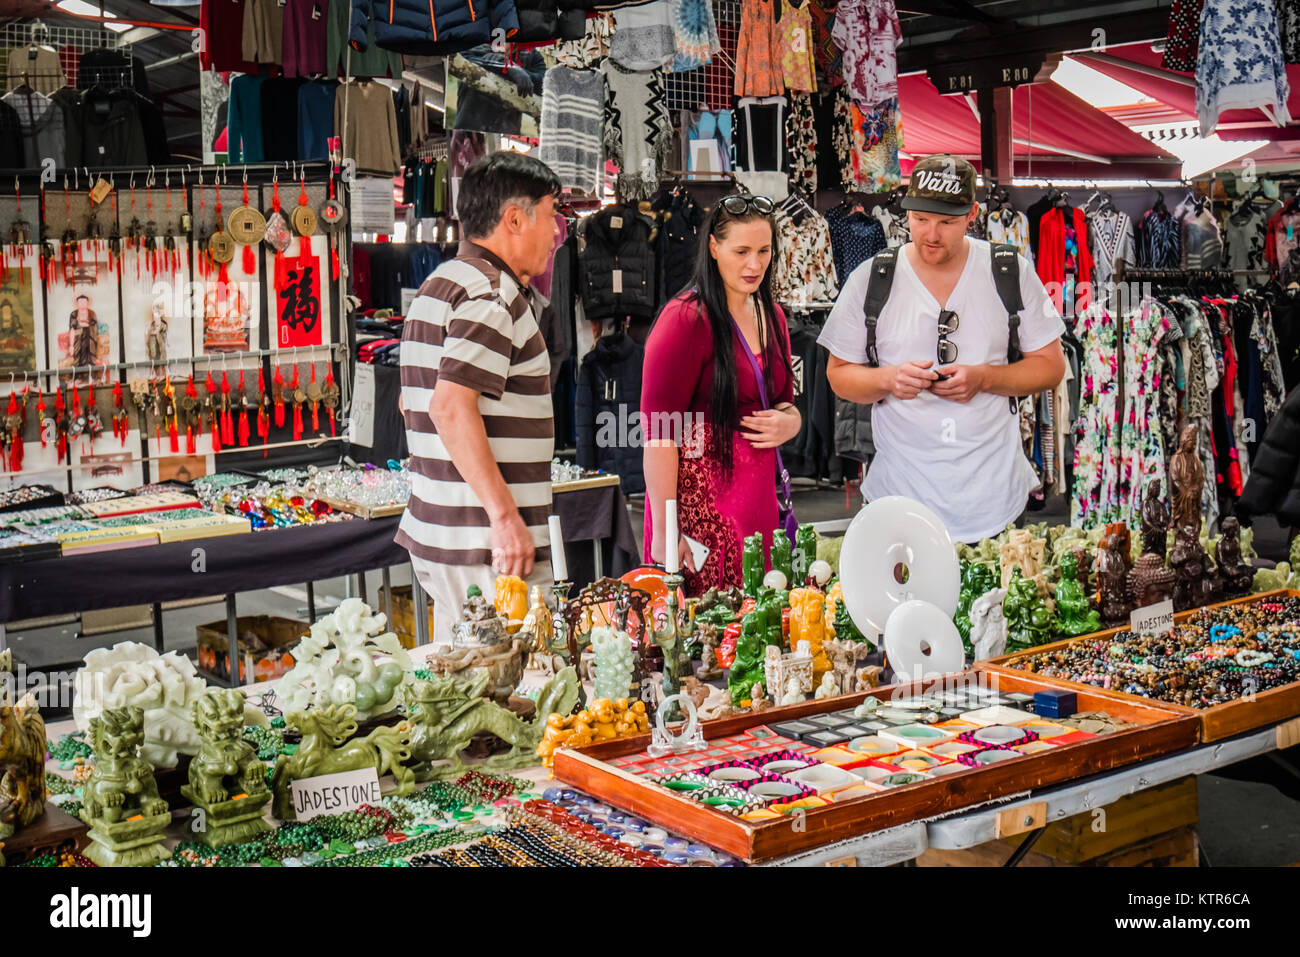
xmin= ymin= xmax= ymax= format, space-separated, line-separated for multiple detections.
xmin=0 ymin=485 xmax=639 ymax=623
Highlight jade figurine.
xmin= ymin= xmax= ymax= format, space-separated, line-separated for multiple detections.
xmin=1139 ymin=479 xmax=1170 ymax=557
xmin=1002 ymin=566 xmax=1057 ymax=652
xmin=741 ymin=533 xmax=765 ymax=596
xmin=833 ymin=595 xmax=865 ymax=643
xmin=181 ymin=688 xmax=272 ymax=847
xmin=793 ymin=524 xmax=818 ymax=586
xmin=0 ymin=649 xmax=46 ymax=862
xmin=80 ymin=706 xmax=171 ymax=867
xmin=402 ymin=667 xmax=579 ymax=780
xmin=769 ymin=528 xmax=793 ymax=588
xmin=756 ymin=587 xmax=785 ymax=649
xmin=727 ymin=612 xmax=767 ymax=705
xmin=955 ymin=561 xmax=1000 ymax=650
xmin=271 ymin=704 xmax=415 ymax=819
xmin=1055 ymin=551 xmax=1101 ymax=637
xmin=1216 ymin=516 xmax=1254 ymax=597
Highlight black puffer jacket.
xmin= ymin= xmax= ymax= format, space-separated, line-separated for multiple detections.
xmin=579 ymin=204 xmax=658 ymax=323
xmin=1240 ymin=384 xmax=1300 ymax=526
xmin=575 ymin=332 xmax=646 ymax=493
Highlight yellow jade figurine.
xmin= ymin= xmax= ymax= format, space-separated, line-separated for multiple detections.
xmin=788 ymin=587 xmax=831 ymax=680
xmin=494 ymin=575 xmax=529 ymax=634
xmin=999 ymin=529 xmax=1048 ymax=595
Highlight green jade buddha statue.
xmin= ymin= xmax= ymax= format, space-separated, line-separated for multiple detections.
xmin=727 ymin=611 xmax=767 ymax=705
xmin=1002 ymin=566 xmax=1058 ymax=652
xmin=1055 ymin=550 xmax=1102 ymax=637
xmin=769 ymin=529 xmax=793 ymax=587
xmin=955 ymin=561 xmax=999 ymax=651
xmin=793 ymin=524 xmax=818 ymax=586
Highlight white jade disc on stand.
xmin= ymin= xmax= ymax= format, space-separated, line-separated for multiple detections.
xmin=883 ymin=600 xmax=966 ymax=682
xmin=838 ymin=495 xmax=960 ymax=640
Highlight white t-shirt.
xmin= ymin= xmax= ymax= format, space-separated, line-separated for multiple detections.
xmin=817 ymin=239 xmax=1065 ymax=542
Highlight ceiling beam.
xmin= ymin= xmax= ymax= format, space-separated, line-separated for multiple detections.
xmin=899 ymin=6 xmax=1173 ymax=72
xmin=896 ymin=0 xmax=1004 ymax=23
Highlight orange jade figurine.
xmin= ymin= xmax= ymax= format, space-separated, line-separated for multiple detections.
xmin=588 ymin=697 xmax=619 ymax=739
xmin=494 ymin=574 xmax=529 ymax=634
xmin=788 ymin=587 xmax=832 ymax=680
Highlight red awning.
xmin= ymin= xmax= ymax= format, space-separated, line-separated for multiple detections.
xmin=897 ymin=73 xmax=1181 ymax=179
xmin=1071 ymin=41 xmax=1300 ymax=138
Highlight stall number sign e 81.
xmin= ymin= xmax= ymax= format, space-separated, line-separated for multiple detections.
xmin=290 ymin=768 xmax=382 ymax=821
xmin=1130 ymin=598 xmax=1175 ymax=637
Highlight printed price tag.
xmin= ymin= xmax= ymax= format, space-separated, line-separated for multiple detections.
xmin=1130 ymin=598 xmax=1175 ymax=636
xmin=612 ymin=268 xmax=623 ymax=294
xmin=350 ymin=362 xmax=376 ymax=447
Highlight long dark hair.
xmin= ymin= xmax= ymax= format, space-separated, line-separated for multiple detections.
xmin=679 ymin=197 xmax=788 ymax=476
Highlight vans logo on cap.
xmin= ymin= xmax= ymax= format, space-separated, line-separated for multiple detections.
xmin=914 ymin=169 xmax=964 ymax=195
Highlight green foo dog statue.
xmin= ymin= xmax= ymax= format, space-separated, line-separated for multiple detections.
xmin=1055 ymin=550 xmax=1102 ymax=637
xmin=955 ymin=562 xmax=999 ymax=651
xmin=769 ymin=529 xmax=793 ymax=588
xmin=1003 ymin=566 xmax=1058 ymax=653
xmin=401 ymin=666 xmax=579 ymax=780
xmin=727 ymin=612 xmax=767 ymax=705
xmin=80 ymin=706 xmax=171 ymax=867
xmin=181 ymin=689 xmax=272 ymax=847
xmin=270 ymin=704 xmax=414 ymax=820
xmin=793 ymin=524 xmax=818 ymax=586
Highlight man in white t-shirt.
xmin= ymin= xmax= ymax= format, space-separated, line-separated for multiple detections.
xmin=818 ymin=155 xmax=1066 ymax=542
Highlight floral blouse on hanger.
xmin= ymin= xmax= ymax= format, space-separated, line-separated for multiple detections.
xmin=1071 ymin=303 xmax=1122 ymax=528
xmin=773 ymin=210 xmax=840 ymax=308
xmin=831 ymin=0 xmax=901 ymax=108
xmin=986 ymin=208 xmax=1033 ymax=261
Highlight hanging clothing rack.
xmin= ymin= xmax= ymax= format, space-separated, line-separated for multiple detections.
xmin=2 ymin=20 xmax=132 ymax=57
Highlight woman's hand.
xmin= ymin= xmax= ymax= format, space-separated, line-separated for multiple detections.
xmin=740 ymin=407 xmax=801 ymax=449
xmin=649 ymin=525 xmax=698 ymax=573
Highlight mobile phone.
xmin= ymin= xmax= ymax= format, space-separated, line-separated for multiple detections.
xmin=683 ymin=535 xmax=710 ymax=569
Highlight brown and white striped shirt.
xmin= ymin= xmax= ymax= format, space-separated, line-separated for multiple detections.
xmin=395 ymin=242 xmax=554 ymax=566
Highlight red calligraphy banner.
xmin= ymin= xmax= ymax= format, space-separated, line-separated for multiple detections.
xmin=274 ymin=253 xmax=323 ymax=348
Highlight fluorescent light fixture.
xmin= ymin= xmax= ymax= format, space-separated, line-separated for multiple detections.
xmin=57 ymin=0 xmax=131 ymax=32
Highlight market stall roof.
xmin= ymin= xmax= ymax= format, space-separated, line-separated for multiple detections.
xmin=1071 ymin=41 xmax=1300 ymax=135
xmin=897 ymin=72 xmax=1182 ymax=179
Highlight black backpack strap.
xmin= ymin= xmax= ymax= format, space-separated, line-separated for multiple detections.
xmin=990 ymin=243 xmax=1025 ymax=412
xmin=862 ymin=248 xmax=898 ymax=368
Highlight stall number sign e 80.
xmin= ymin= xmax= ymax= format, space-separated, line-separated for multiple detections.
xmin=1130 ymin=598 xmax=1175 ymax=637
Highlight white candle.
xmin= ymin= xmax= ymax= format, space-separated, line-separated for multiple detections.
xmin=548 ymin=514 xmax=568 ymax=581
xmin=664 ymin=498 xmax=679 ymax=574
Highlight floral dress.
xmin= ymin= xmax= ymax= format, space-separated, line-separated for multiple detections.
xmin=785 ymin=91 xmax=818 ymax=195
xmin=1196 ymin=0 xmax=1291 ymax=135
xmin=833 ymin=90 xmax=902 ymax=191
xmin=735 ymin=0 xmax=785 ymax=98
xmin=1070 ymin=303 xmax=1121 ymax=528
xmin=778 ymin=0 xmax=818 ymax=92
xmin=1118 ymin=300 xmax=1176 ymax=525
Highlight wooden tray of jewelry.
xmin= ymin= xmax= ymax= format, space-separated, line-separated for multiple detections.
xmin=982 ymin=589 xmax=1300 ymax=743
xmin=552 ymin=473 xmax=621 ymax=494
xmin=552 ymin=669 xmax=1197 ymax=862
xmin=316 ymin=496 xmax=408 ymax=520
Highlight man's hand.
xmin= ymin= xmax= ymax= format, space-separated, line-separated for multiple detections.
xmin=889 ymin=361 xmax=940 ymax=399
xmin=489 ymin=509 xmax=535 ymax=578
xmin=739 ymin=408 xmax=801 ymax=449
xmin=931 ymin=364 xmax=988 ymax=403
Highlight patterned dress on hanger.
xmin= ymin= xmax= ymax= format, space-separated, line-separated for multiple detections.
xmin=1070 ymin=303 xmax=1122 ymax=529
xmin=735 ymin=0 xmax=785 ymax=98
xmin=1118 ymin=299 xmax=1176 ymax=526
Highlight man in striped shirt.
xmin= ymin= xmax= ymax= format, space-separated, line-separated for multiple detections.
xmin=397 ymin=152 xmax=562 ymax=644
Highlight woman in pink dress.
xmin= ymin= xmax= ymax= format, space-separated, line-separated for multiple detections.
xmin=642 ymin=194 xmax=801 ymax=595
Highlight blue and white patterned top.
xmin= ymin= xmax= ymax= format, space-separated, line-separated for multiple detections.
xmin=1196 ymin=0 xmax=1292 ymax=136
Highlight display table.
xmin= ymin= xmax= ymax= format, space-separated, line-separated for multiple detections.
xmin=0 ymin=481 xmax=638 ymax=686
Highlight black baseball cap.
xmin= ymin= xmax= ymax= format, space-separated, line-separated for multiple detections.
xmin=901 ymin=154 xmax=978 ymax=216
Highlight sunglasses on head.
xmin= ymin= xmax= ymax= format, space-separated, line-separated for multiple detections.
xmin=719 ymin=194 xmax=776 ymax=216
xmin=937 ymin=309 xmax=959 ymax=366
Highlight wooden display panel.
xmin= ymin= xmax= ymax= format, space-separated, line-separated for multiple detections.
xmin=983 ymin=589 xmax=1300 ymax=743
xmin=552 ymin=669 xmax=1198 ymax=863
xmin=552 ymin=474 xmax=621 ymax=494
xmin=316 ymin=496 xmax=407 ymax=520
